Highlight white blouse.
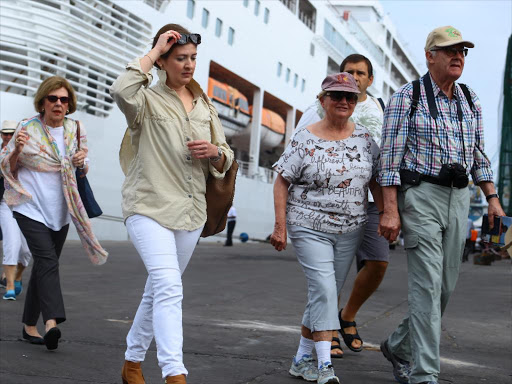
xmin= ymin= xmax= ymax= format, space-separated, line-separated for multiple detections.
xmin=13 ymin=126 xmax=70 ymax=231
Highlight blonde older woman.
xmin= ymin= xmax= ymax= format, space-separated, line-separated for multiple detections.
xmin=271 ymin=73 xmax=383 ymax=384
xmin=0 ymin=76 xmax=107 ymax=350
xmin=111 ymin=23 xmax=233 ymax=384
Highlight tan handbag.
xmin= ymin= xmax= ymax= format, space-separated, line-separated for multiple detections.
xmin=200 ymin=94 xmax=238 ymax=238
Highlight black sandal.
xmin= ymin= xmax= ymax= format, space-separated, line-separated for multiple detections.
xmin=339 ymin=309 xmax=363 ymax=352
xmin=330 ymin=336 xmax=344 ymax=358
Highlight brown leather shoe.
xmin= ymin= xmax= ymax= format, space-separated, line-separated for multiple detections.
xmin=121 ymin=360 xmax=145 ymax=384
xmin=165 ymin=374 xmax=186 ymax=384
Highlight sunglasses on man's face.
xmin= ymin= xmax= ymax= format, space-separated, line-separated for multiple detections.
xmin=430 ymin=47 xmax=468 ymax=57
xmin=168 ymin=33 xmax=201 ymax=45
xmin=326 ymin=91 xmax=358 ymax=104
xmin=46 ymin=95 xmax=69 ymax=104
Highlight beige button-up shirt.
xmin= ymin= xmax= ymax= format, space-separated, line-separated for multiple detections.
xmin=111 ymin=58 xmax=234 ymax=231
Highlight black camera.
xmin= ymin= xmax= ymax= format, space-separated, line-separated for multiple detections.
xmin=439 ymin=163 xmax=469 ymax=188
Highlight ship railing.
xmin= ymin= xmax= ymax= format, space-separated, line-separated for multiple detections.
xmin=236 ymin=160 xmax=276 ymax=184
xmin=0 ymin=0 xmax=150 ymax=117
xmin=344 ymin=16 xmax=384 ymax=66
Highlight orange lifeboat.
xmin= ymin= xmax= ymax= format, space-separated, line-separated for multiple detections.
xmin=248 ymin=106 xmax=285 ymax=149
xmin=207 ymin=78 xmax=251 ymax=137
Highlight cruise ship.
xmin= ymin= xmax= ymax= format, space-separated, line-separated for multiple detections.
xmin=0 ymin=0 xmax=422 ymax=241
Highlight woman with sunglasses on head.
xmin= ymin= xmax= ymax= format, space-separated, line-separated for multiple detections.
xmin=111 ymin=24 xmax=233 ymax=384
xmin=271 ymin=73 xmax=383 ymax=384
xmin=0 ymin=76 xmax=108 ymax=350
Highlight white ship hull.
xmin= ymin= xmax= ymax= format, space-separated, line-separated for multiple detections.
xmin=0 ymin=0 xmax=421 ymax=241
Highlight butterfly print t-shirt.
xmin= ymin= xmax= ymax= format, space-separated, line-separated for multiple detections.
xmin=273 ymin=124 xmax=380 ymax=234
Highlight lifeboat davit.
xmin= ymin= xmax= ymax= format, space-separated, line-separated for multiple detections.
xmin=207 ymin=77 xmax=250 ymax=138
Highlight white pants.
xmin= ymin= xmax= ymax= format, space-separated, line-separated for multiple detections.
xmin=125 ymin=214 xmax=202 ymax=378
xmin=0 ymin=200 xmax=31 ymax=266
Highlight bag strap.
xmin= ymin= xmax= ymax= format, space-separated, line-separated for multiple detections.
xmin=409 ymin=79 xmax=421 ymax=119
xmin=201 ymin=92 xmax=216 ymax=139
xmin=458 ymin=83 xmax=475 ymax=112
xmin=377 ymin=97 xmax=386 ymax=112
xmin=76 ymin=120 xmax=81 ymax=150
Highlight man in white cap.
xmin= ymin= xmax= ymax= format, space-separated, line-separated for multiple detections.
xmin=378 ymin=26 xmax=505 ymax=384
xmin=0 ymin=120 xmax=32 ymax=301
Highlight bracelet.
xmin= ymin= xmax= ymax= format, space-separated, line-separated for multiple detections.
xmin=485 ymin=193 xmax=499 ymax=202
xmin=378 ymin=211 xmax=384 ymax=215
xmin=144 ymin=54 xmax=155 ymax=65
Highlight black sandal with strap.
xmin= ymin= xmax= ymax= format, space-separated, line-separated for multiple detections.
xmin=339 ymin=309 xmax=363 ymax=352
xmin=330 ymin=336 xmax=344 ymax=358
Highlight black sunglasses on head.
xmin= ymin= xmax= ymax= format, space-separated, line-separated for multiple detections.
xmin=325 ymin=91 xmax=358 ymax=103
xmin=46 ymin=95 xmax=69 ymax=104
xmin=430 ymin=47 xmax=468 ymax=57
xmin=168 ymin=33 xmax=201 ymax=45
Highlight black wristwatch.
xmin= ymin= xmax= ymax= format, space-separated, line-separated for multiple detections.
xmin=485 ymin=193 xmax=499 ymax=202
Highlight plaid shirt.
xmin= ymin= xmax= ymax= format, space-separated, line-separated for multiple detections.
xmin=378 ymin=73 xmax=493 ymax=186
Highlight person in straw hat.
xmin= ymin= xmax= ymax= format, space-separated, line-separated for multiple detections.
xmin=0 ymin=120 xmax=32 ymax=302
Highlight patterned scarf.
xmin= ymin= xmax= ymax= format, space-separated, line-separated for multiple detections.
xmin=0 ymin=114 xmax=108 ymax=265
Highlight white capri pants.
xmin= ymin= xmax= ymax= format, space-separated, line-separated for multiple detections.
xmin=124 ymin=214 xmax=203 ymax=379
xmin=0 ymin=200 xmax=31 ymax=266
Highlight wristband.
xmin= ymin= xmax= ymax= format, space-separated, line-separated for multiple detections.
xmin=485 ymin=193 xmax=499 ymax=202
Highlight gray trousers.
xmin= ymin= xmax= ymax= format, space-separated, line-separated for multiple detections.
xmin=288 ymin=224 xmax=364 ymax=332
xmin=387 ymin=182 xmax=469 ymax=383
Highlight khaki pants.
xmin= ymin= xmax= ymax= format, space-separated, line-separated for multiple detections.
xmin=387 ymin=182 xmax=469 ymax=383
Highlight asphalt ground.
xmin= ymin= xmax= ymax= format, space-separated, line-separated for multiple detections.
xmin=0 ymin=240 xmax=510 ymax=384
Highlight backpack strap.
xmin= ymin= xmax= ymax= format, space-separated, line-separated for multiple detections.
xmin=422 ymin=73 xmax=438 ymax=120
xmin=377 ymin=97 xmax=386 ymax=112
xmin=409 ymin=79 xmax=421 ymax=119
xmin=458 ymin=83 xmax=475 ymax=112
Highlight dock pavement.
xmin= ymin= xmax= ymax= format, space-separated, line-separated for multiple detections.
xmin=0 ymin=239 xmax=510 ymax=384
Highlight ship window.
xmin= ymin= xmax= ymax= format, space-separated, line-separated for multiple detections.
xmin=213 ymin=86 xmax=227 ymax=102
xmin=187 ymin=0 xmax=195 ymax=19
xmin=310 ymin=43 xmax=315 ymax=56
xmin=216 ymin=18 xmax=223 ymax=37
xmin=294 ymin=74 xmax=298 ymax=87
xmin=286 ymin=68 xmax=290 ymax=83
xmin=202 ymin=9 xmax=209 ymax=28
xmin=243 ymin=0 xmax=249 ymax=7
xmin=228 ymin=27 xmax=235 ymax=45
xmin=264 ymin=8 xmax=270 ymax=23
xmin=277 ymin=62 xmax=283 ymax=77
xmin=254 ymin=0 xmax=260 ymax=16
xmin=238 ymin=98 xmax=249 ymax=111
xmin=302 ymin=79 xmax=306 ymax=92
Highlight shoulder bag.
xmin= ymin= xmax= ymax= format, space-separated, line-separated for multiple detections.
xmin=200 ymin=94 xmax=238 ymax=238
xmin=76 ymin=121 xmax=103 ymax=218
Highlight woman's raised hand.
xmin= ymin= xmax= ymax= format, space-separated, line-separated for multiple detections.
xmin=72 ymin=150 xmax=86 ymax=169
xmin=154 ymin=30 xmax=181 ymax=55
xmin=187 ymin=140 xmax=218 ymax=159
xmin=14 ymin=129 xmax=28 ymax=154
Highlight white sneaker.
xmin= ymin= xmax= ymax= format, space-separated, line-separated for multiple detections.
xmin=317 ymin=362 xmax=339 ymax=384
xmin=289 ymin=354 xmax=319 ymax=382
